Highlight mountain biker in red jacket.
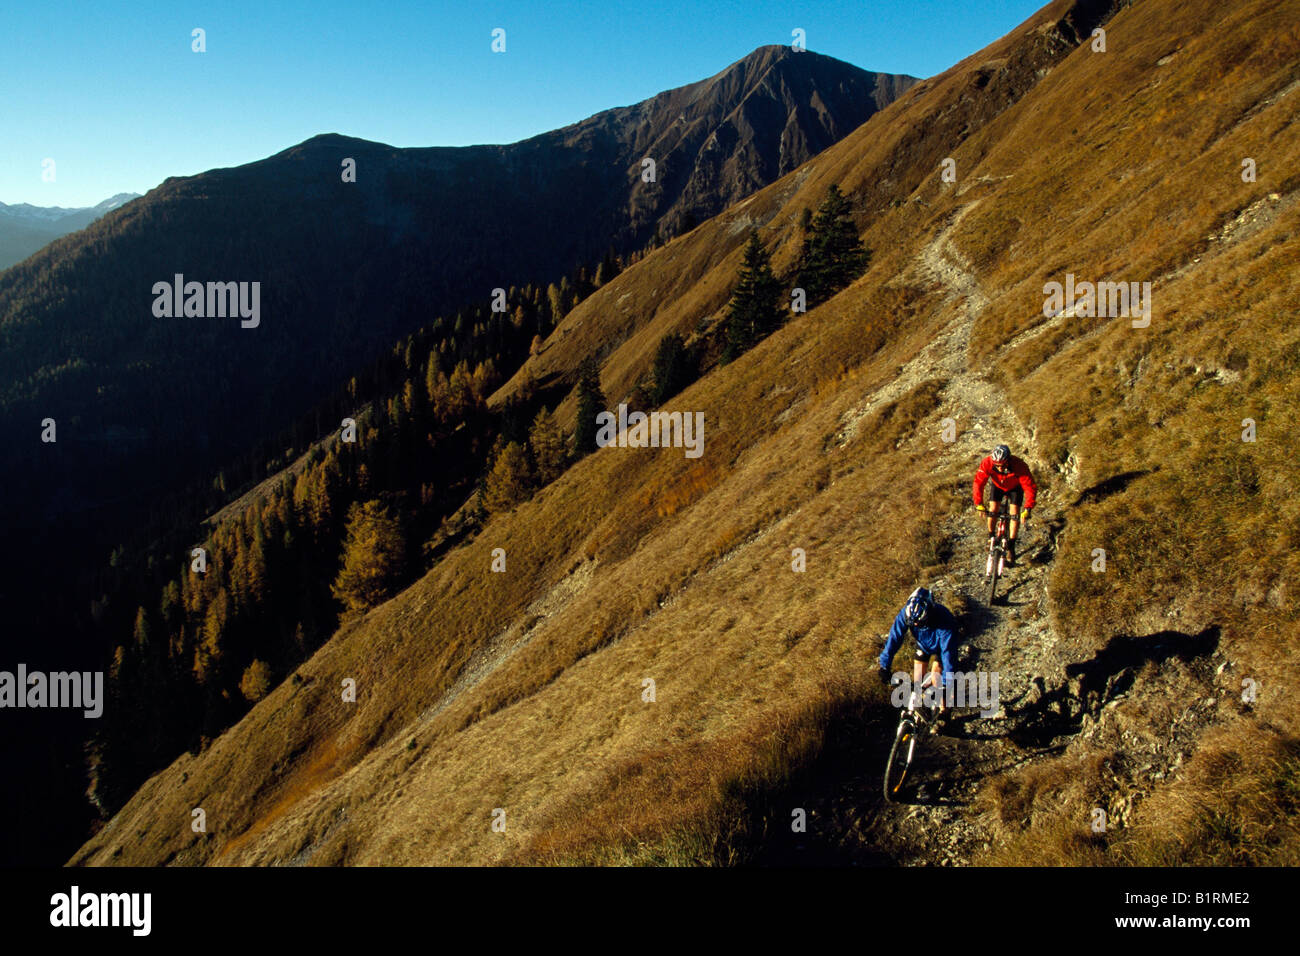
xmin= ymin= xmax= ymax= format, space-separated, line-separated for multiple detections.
xmin=973 ymin=444 xmax=1036 ymax=565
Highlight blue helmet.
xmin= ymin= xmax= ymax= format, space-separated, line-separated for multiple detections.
xmin=903 ymin=587 xmax=933 ymax=627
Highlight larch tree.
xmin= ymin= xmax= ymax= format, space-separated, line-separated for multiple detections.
xmin=529 ymin=408 xmax=568 ymax=485
xmin=331 ymin=499 xmax=407 ymax=613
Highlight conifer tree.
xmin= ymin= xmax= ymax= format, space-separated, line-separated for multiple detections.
xmin=722 ymin=233 xmax=783 ymax=363
xmin=482 ymin=441 xmax=533 ymax=513
xmin=595 ymin=248 xmax=621 ymax=286
xmin=546 ymin=283 xmax=564 ymax=324
xmin=195 ymin=588 xmax=230 ymax=684
xmin=132 ymin=606 xmax=152 ymax=653
xmin=650 ymin=332 xmax=694 ymax=404
xmin=796 ymin=184 xmax=870 ymax=307
xmin=529 ymin=408 xmax=568 ymax=485
xmin=239 ymin=659 xmax=274 ymax=702
xmin=331 ymin=500 xmax=407 ymax=612
xmin=574 ymin=359 xmax=606 ymax=455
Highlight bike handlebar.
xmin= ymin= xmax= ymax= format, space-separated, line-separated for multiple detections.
xmin=976 ymin=503 xmax=1030 ymax=519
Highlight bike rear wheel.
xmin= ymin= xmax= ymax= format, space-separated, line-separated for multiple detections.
xmin=883 ymin=716 xmax=919 ymax=802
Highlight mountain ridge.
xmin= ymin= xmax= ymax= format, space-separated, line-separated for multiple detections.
xmin=0 ymin=46 xmax=912 ymax=550
xmin=72 ymin=0 xmax=1300 ymax=867
xmin=0 ymin=192 xmax=140 ymax=270
xmin=0 ymin=44 xmax=916 ymax=867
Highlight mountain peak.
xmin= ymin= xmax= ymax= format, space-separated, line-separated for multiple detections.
xmin=94 ymin=192 xmax=141 ymax=211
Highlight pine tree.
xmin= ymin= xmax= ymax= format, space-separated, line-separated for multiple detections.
xmin=595 ymin=248 xmax=621 ymax=286
xmin=796 ymin=184 xmax=870 ymax=308
xmin=310 ymin=462 xmax=336 ymax=534
xmin=246 ymin=517 xmax=268 ymax=607
xmin=132 ymin=606 xmax=152 ymax=653
xmin=447 ymin=361 xmax=475 ymax=419
xmin=546 ymin=283 xmax=564 ymax=324
xmin=160 ymin=580 xmax=182 ymax=632
xmin=470 ymin=359 xmax=497 ymax=403
xmin=650 ymin=332 xmax=694 ymax=404
xmin=722 ymin=233 xmax=783 ymax=363
xmin=195 ymin=588 xmax=229 ymax=685
xmin=574 ymin=359 xmax=606 ymax=455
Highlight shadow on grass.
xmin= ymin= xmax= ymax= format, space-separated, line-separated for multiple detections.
xmin=722 ymin=694 xmax=906 ymax=866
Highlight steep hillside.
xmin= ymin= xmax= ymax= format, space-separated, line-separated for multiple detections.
xmin=0 ymin=48 xmax=912 ymax=865
xmin=0 ymin=47 xmax=907 ymax=550
xmin=74 ymin=0 xmax=1299 ymax=867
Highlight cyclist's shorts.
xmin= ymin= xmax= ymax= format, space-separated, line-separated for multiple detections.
xmin=989 ymin=486 xmax=1024 ymax=507
xmin=913 ymin=649 xmax=941 ymax=665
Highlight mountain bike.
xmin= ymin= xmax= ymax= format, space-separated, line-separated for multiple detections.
xmin=980 ymin=504 xmax=1024 ymax=605
xmin=882 ymin=676 xmax=941 ymax=803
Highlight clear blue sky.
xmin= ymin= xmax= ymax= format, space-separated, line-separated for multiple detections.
xmin=1 ymin=0 xmax=1044 ymax=207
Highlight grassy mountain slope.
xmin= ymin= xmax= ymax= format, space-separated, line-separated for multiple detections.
xmin=74 ymin=0 xmax=1299 ymax=866
xmin=0 ymin=47 xmax=907 ymax=571
xmin=0 ymin=49 xmax=913 ymax=866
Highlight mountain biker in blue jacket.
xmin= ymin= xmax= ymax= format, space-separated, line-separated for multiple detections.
xmin=877 ymin=587 xmax=959 ymax=720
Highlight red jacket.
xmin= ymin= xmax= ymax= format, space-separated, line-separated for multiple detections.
xmin=973 ymin=455 xmax=1036 ymax=508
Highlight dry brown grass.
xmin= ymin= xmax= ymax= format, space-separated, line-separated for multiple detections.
xmin=979 ymin=724 xmax=1300 ymax=867
xmin=513 ymin=673 xmax=864 ymax=866
xmin=1115 ymin=729 xmax=1300 ymax=866
xmin=977 ymin=751 xmax=1117 ymax=866
xmin=74 ymin=0 xmax=1300 ymax=868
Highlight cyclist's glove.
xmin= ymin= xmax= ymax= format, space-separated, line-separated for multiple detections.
xmin=877 ymin=667 xmax=891 ymax=687
xmin=975 ymin=503 xmax=986 ymax=512
xmin=1021 ymin=508 xmax=1032 ymax=522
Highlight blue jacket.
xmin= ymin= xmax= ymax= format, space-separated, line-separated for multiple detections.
xmin=878 ymin=603 xmax=959 ymax=682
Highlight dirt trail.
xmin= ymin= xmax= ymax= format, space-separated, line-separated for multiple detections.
xmin=764 ymin=202 xmax=1084 ymax=865
xmin=891 ymin=202 xmax=1074 ymax=863
xmin=761 ymin=191 xmax=1240 ymax=865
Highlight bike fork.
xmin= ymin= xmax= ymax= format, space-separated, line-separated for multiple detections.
xmin=987 ymin=519 xmax=1006 ymax=576
xmin=987 ymin=538 xmax=1003 ymax=575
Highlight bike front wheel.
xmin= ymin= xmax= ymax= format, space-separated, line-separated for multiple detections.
xmin=986 ymin=541 xmax=1001 ymax=605
xmin=883 ymin=717 xmax=918 ymax=802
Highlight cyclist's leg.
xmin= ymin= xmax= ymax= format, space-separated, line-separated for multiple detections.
xmin=986 ymin=491 xmax=1001 ymax=535
xmin=1007 ymin=488 xmax=1023 ymax=541
xmin=930 ymin=657 xmax=947 ymax=713
xmin=917 ymin=654 xmax=938 ymax=707
xmin=910 ymin=650 xmax=926 ymax=711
